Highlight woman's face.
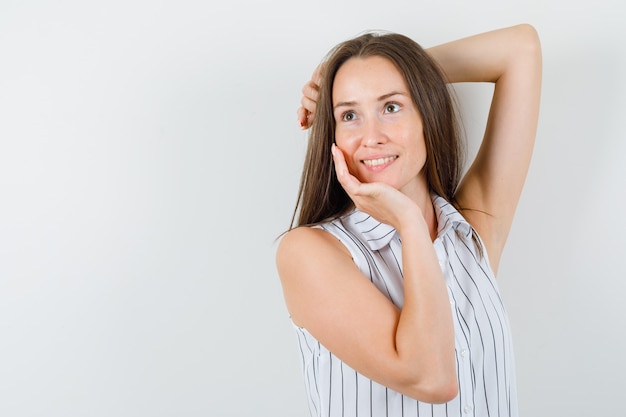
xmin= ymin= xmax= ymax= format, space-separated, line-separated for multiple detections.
xmin=332 ymin=56 xmax=428 ymax=199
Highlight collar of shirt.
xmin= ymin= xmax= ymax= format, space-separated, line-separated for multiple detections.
xmin=345 ymin=194 xmax=472 ymax=251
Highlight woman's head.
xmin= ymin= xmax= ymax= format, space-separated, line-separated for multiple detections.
xmin=292 ymin=31 xmax=464 ymax=228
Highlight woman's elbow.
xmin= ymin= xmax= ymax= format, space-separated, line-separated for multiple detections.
xmin=421 ymin=378 xmax=459 ymax=404
xmin=514 ymin=23 xmax=542 ymax=57
xmin=403 ymin=374 xmax=459 ymax=404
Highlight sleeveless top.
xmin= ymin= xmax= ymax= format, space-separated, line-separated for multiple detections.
xmin=291 ymin=194 xmax=518 ymax=417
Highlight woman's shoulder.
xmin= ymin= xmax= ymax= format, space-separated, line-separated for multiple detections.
xmin=277 ymin=225 xmax=349 ymax=266
xmin=275 ymin=226 xmax=354 ymax=305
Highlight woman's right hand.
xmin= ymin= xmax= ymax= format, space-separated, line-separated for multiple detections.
xmin=332 ymin=144 xmax=424 ymax=234
xmin=297 ymin=63 xmax=324 ymax=129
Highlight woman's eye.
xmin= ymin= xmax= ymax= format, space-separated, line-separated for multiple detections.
xmin=385 ymin=103 xmax=401 ymax=113
xmin=342 ymin=111 xmax=357 ymax=122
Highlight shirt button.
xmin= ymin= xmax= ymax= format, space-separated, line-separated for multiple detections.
xmin=463 ymin=405 xmax=473 ymax=414
xmin=460 ymin=348 xmax=468 ymax=357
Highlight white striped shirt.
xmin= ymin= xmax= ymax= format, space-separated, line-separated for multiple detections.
xmin=292 ymin=194 xmax=518 ymax=417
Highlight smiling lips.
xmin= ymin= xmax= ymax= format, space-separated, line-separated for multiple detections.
xmin=362 ymin=155 xmax=398 ymax=169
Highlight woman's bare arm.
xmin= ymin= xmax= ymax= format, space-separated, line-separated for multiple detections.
xmin=276 ymin=147 xmax=457 ymax=403
xmin=428 ymin=24 xmax=542 ymax=274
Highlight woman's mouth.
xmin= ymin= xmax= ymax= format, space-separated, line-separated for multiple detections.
xmin=362 ymin=155 xmax=398 ymax=168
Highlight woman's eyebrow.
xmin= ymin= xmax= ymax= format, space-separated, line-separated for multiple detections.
xmin=333 ymin=100 xmax=356 ymax=110
xmin=377 ymin=91 xmax=407 ymax=101
xmin=333 ymin=91 xmax=408 ymax=110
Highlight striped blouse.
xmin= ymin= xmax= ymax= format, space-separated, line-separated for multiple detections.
xmin=292 ymin=194 xmax=518 ymax=417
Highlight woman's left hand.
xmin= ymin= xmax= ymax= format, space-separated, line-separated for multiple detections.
xmin=297 ymin=62 xmax=325 ymax=129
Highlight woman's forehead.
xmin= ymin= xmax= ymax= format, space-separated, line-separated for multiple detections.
xmin=332 ymin=56 xmax=408 ymax=104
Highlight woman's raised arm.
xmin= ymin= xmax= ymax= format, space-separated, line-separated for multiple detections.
xmin=428 ymin=24 xmax=542 ymax=274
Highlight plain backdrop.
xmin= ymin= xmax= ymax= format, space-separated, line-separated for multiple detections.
xmin=1 ymin=1 xmax=624 ymax=416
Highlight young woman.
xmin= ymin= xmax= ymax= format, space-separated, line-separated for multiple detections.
xmin=276 ymin=24 xmax=542 ymax=417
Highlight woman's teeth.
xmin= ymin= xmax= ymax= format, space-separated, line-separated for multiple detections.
xmin=362 ymin=156 xmax=397 ymax=167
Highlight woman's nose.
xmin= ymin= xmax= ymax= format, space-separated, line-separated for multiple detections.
xmin=361 ymin=117 xmax=387 ymax=147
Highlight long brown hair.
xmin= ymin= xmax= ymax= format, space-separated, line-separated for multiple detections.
xmin=291 ymin=32 xmax=464 ymax=229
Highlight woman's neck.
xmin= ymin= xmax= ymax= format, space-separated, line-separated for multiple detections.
xmin=417 ymin=192 xmax=438 ymax=242
xmin=403 ymin=178 xmax=438 ymax=241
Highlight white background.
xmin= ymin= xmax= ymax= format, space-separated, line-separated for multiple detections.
xmin=1 ymin=1 xmax=624 ymax=416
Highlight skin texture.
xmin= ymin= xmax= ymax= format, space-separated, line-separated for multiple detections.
xmin=332 ymin=56 xmax=437 ymax=237
xmin=279 ymin=24 xmax=542 ymax=402
xmin=333 ymin=57 xmax=427 ymax=200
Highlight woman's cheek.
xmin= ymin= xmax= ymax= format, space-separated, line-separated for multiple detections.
xmin=333 ymin=144 xmax=358 ymax=181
